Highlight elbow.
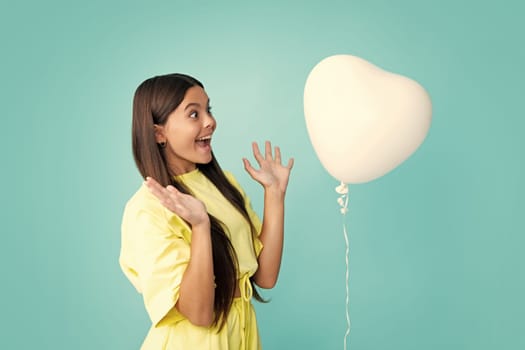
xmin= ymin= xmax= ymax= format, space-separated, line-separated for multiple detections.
xmin=176 ymin=301 xmax=214 ymax=328
xmin=255 ymin=276 xmax=278 ymax=289
xmin=187 ymin=312 xmax=214 ymax=328
xmin=190 ymin=318 xmax=214 ymax=328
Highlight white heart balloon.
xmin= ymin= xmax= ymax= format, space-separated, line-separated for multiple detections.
xmin=304 ymin=54 xmax=432 ymax=184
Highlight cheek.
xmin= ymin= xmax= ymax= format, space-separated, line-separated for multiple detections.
xmin=168 ymin=124 xmax=188 ymax=138
xmin=168 ymin=126 xmax=199 ymax=147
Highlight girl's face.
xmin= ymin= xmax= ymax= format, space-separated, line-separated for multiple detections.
xmin=155 ymin=86 xmax=216 ymax=175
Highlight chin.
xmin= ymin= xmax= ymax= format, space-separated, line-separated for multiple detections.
xmin=197 ymin=156 xmax=213 ymax=165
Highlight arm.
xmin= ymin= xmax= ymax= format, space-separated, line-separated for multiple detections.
xmin=145 ymin=178 xmax=215 ymax=327
xmin=254 ymin=187 xmax=286 ymax=288
xmin=177 ymin=220 xmax=214 ymax=327
xmin=243 ymin=141 xmax=294 ymax=289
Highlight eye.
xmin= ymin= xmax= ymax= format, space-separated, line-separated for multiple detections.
xmin=189 ymin=111 xmax=198 ymax=119
xmin=207 ymin=105 xmax=213 ymax=115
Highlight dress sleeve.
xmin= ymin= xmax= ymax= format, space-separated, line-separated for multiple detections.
xmin=224 ymin=171 xmax=264 ymax=256
xmin=121 ymin=192 xmax=192 ymax=328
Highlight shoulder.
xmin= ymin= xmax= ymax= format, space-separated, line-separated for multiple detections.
xmin=223 ymin=170 xmax=241 ymax=189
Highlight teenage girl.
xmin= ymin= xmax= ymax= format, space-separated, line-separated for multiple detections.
xmin=120 ymin=73 xmax=293 ymax=349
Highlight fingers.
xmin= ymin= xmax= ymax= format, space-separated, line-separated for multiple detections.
xmin=166 ymin=185 xmax=180 ymax=194
xmin=243 ymin=157 xmax=257 ymax=178
xmin=252 ymin=142 xmax=264 ymax=164
xmin=144 ymin=177 xmax=166 ymax=198
xmin=287 ymin=157 xmax=295 ymax=170
xmin=274 ymin=146 xmax=281 ymax=164
xmin=144 ymin=178 xmax=208 ymax=224
xmin=265 ymin=140 xmax=272 ymax=160
xmin=145 ymin=177 xmax=181 ymax=202
xmin=253 ymin=141 xmax=277 ymax=161
xmin=144 ymin=176 xmax=160 ymax=188
xmin=250 ymin=141 xmax=293 ymax=166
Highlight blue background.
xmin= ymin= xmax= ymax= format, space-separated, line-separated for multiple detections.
xmin=1 ymin=0 xmax=524 ymax=349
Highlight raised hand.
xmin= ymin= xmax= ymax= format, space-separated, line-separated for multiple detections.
xmin=243 ymin=141 xmax=294 ymax=193
xmin=144 ymin=177 xmax=209 ymax=227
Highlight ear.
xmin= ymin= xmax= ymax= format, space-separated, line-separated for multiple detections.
xmin=153 ymin=124 xmax=166 ymax=144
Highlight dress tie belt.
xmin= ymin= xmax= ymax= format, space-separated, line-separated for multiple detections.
xmin=236 ymin=273 xmax=252 ymax=350
xmin=239 ymin=273 xmax=252 ymax=302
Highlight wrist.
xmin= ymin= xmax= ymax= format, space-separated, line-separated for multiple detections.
xmin=264 ymin=185 xmax=286 ymax=200
xmin=192 ymin=217 xmax=211 ymax=232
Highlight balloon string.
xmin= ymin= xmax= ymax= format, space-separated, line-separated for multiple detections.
xmin=335 ymin=182 xmax=351 ymax=350
xmin=343 ymin=210 xmax=350 ymax=350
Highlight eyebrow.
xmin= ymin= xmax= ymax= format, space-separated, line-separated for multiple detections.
xmin=184 ymin=103 xmax=200 ymax=111
xmin=184 ymin=100 xmax=210 ymax=111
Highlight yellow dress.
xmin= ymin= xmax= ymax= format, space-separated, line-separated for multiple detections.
xmin=120 ymin=169 xmax=263 ymax=349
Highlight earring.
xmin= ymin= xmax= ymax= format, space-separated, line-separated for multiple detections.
xmin=158 ymin=142 xmax=166 ymax=148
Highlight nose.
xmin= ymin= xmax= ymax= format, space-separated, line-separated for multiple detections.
xmin=204 ymin=112 xmax=216 ymax=130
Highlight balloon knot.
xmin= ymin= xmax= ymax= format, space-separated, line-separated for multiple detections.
xmin=336 ymin=181 xmax=349 ymax=215
xmin=335 ymin=182 xmax=348 ymax=194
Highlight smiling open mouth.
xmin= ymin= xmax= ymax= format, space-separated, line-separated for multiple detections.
xmin=196 ymin=135 xmax=212 ymax=147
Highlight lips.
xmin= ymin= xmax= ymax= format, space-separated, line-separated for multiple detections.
xmin=195 ymin=134 xmax=212 ymax=148
xmin=196 ymin=135 xmax=212 ymax=142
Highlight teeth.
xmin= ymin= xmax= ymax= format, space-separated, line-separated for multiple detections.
xmin=197 ymin=136 xmax=212 ymax=141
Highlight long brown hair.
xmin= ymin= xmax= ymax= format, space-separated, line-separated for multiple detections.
xmin=131 ymin=73 xmax=265 ymax=329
